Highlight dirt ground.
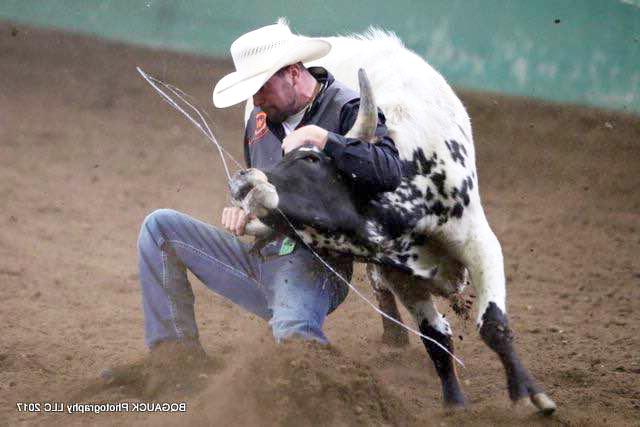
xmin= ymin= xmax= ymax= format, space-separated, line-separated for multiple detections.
xmin=1 ymin=23 xmax=639 ymax=426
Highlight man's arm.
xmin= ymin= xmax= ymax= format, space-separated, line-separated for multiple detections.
xmin=323 ymin=98 xmax=402 ymax=194
xmin=282 ymin=100 xmax=403 ymax=195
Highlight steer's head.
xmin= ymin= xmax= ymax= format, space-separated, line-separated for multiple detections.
xmin=266 ymin=144 xmax=362 ymax=232
xmin=230 ymin=69 xmax=380 ymax=248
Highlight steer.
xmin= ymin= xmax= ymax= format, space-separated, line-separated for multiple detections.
xmin=230 ymin=28 xmax=556 ymax=414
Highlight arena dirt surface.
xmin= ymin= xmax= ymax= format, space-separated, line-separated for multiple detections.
xmin=1 ymin=23 xmax=639 ymax=426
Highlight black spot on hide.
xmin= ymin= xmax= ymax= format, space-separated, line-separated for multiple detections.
xmin=444 ymin=139 xmax=467 ymax=167
xmin=450 ymin=178 xmax=471 ymax=208
xmin=407 ymin=183 xmax=423 ymax=200
xmin=402 ymin=148 xmax=437 ymax=177
xmin=451 ymin=203 xmax=464 ymax=218
xmin=466 ymin=175 xmax=474 ymax=190
xmin=431 ymin=171 xmax=447 ymax=198
xmin=392 ymin=239 xmax=411 ymax=253
xmin=411 ymin=233 xmax=427 ymax=246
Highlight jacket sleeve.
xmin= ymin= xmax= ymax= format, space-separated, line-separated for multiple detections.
xmin=322 ymin=98 xmax=403 ymax=194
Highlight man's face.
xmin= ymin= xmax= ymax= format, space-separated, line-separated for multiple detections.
xmin=253 ymin=69 xmax=298 ymax=124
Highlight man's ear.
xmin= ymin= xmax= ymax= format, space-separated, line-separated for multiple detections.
xmin=289 ymin=64 xmax=301 ymax=85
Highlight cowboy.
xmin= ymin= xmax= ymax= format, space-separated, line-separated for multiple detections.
xmin=136 ymin=21 xmax=402 ymax=365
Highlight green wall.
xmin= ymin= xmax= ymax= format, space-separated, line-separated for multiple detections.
xmin=2 ymin=0 xmax=639 ymax=113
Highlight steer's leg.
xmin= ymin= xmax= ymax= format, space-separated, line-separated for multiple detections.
xmin=383 ymin=271 xmax=466 ymax=408
xmin=410 ymin=295 xmax=465 ymax=407
xmin=479 ymin=301 xmax=556 ymax=413
xmin=365 ymin=264 xmax=409 ymax=347
xmin=452 ymin=218 xmax=556 ymax=415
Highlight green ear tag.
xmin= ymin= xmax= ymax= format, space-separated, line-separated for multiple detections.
xmin=278 ymin=237 xmax=296 ymax=256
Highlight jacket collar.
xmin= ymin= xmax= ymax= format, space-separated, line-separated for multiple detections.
xmin=302 ymin=67 xmax=334 ymax=122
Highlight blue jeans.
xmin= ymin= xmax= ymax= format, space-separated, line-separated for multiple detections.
xmin=137 ymin=209 xmax=351 ymax=348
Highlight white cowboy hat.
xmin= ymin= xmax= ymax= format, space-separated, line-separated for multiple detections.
xmin=212 ymin=20 xmax=331 ymax=108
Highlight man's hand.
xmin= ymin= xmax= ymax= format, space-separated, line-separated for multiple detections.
xmin=221 ymin=207 xmax=253 ymax=236
xmin=282 ymin=125 xmax=328 ymax=154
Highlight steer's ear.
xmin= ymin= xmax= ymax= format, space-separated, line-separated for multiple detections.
xmin=345 ymin=68 xmax=377 ymax=143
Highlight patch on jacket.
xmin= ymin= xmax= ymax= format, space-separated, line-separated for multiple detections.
xmin=249 ymin=111 xmax=268 ymax=144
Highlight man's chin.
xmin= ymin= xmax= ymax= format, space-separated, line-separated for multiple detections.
xmin=261 ymin=107 xmax=289 ymax=124
xmin=265 ymin=113 xmax=286 ymax=124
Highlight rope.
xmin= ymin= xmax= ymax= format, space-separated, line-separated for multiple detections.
xmin=137 ymin=67 xmax=465 ymax=368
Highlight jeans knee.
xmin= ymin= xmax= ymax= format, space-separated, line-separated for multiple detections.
xmin=138 ymin=208 xmax=177 ymax=251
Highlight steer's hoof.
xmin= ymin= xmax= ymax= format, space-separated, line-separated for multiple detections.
xmin=443 ymin=396 xmax=467 ymax=412
xmin=515 ymin=393 xmax=556 ymax=416
xmin=443 ymin=403 xmax=467 ymax=415
xmin=530 ymin=392 xmax=556 ymax=416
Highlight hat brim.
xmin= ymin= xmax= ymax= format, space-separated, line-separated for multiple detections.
xmin=212 ymin=38 xmax=331 ymax=108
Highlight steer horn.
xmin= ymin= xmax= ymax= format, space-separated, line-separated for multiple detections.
xmin=245 ymin=218 xmax=273 ymax=237
xmin=241 ymin=215 xmax=277 ymax=254
xmin=345 ymin=68 xmax=377 ymax=143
